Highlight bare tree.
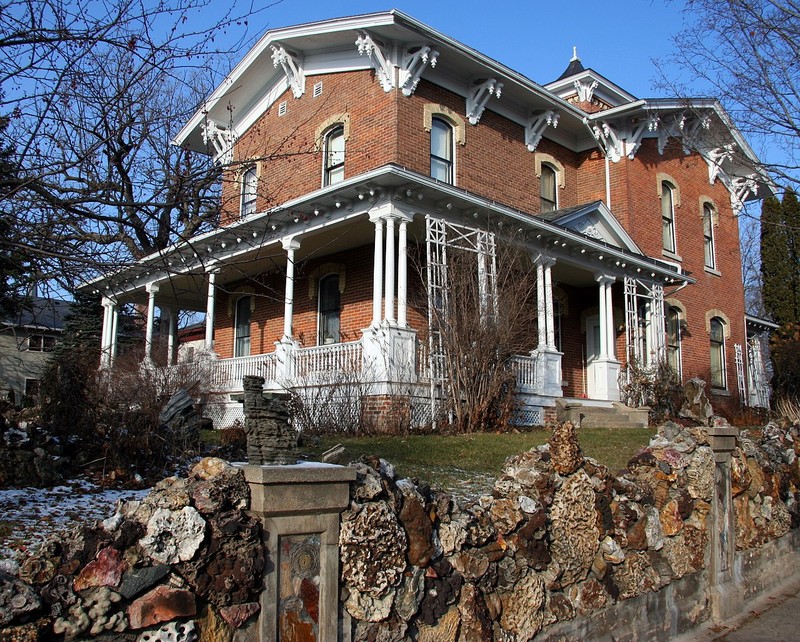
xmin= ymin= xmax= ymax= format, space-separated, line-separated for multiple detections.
xmin=664 ymin=0 xmax=800 ymax=189
xmin=417 ymin=231 xmax=538 ymax=433
xmin=0 ymin=0 xmax=273 ymax=305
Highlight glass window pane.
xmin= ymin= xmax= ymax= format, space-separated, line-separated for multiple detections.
xmin=703 ymin=206 xmax=715 ymax=268
xmin=662 ymin=183 xmax=675 ymax=252
xmin=319 ymin=275 xmax=341 ymax=344
xmin=235 ymin=296 xmax=251 ymax=358
xmin=324 ymin=126 xmax=345 ymax=186
xmin=541 ymin=165 xmax=557 ymax=212
xmin=430 ymin=118 xmax=453 ymax=184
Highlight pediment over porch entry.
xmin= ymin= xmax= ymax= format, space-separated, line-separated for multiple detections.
xmin=539 ymin=200 xmax=642 ymax=254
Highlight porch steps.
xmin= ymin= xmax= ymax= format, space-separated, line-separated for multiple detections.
xmin=556 ymin=400 xmax=649 ymax=430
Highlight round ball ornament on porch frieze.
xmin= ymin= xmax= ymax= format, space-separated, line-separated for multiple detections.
xmin=241 ymin=375 xmax=299 ymax=465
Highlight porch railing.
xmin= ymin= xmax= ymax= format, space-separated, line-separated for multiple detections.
xmin=509 ymin=353 xmax=539 ymax=390
xmin=211 ymin=353 xmax=278 ymax=390
xmin=294 ymin=341 xmax=363 ymax=380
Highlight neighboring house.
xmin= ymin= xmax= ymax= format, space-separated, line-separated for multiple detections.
xmin=0 ymin=297 xmax=71 ymax=405
xmin=83 ymin=11 xmax=774 ymax=428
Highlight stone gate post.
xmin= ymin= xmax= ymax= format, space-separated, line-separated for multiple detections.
xmin=238 ymin=376 xmax=356 ymax=641
xmin=706 ymin=419 xmax=744 ymax=623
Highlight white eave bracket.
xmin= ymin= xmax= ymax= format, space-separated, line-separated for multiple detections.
xmin=271 ymin=44 xmax=305 ymax=99
xmin=729 ymin=174 xmax=759 ymax=216
xmin=574 ymin=79 xmax=598 ymax=103
xmin=399 ymin=45 xmax=439 ymax=96
xmin=590 ymin=115 xmax=659 ymax=162
xmin=525 ymin=110 xmax=560 ymax=152
xmin=466 ymin=78 xmax=503 ymax=125
xmin=590 ymin=121 xmax=623 ymax=163
xmin=356 ymin=31 xmax=395 ymax=92
xmin=201 ymin=120 xmax=237 ymax=166
xmin=704 ymin=144 xmax=735 ymax=185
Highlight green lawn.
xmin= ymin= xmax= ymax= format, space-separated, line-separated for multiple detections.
xmin=302 ymin=427 xmax=654 ymax=496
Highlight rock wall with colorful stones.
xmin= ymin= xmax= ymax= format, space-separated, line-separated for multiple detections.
xmin=0 ymin=419 xmax=798 ymax=641
xmin=339 ymin=420 xmax=799 ymax=641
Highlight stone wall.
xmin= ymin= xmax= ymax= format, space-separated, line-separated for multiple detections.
xmin=1 ymin=419 xmax=798 ymax=641
xmin=338 ymin=420 xmax=799 ymax=641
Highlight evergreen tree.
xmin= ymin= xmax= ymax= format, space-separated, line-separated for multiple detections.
xmin=760 ymin=191 xmax=800 ymax=326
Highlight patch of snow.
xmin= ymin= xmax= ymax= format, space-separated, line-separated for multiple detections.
xmin=0 ymin=479 xmax=149 ymax=564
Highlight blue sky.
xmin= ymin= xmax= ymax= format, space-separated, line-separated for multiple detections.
xmin=228 ymin=0 xmax=686 ymax=99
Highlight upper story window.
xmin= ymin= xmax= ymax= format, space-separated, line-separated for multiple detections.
xmin=541 ymin=164 xmax=558 ymax=213
xmin=666 ymin=306 xmax=682 ymax=379
xmin=430 ymin=117 xmax=454 ymax=184
xmin=709 ymin=316 xmax=726 ymax=389
xmin=240 ymin=166 xmax=257 ymax=218
xmin=703 ymin=203 xmax=717 ymax=270
xmin=234 ymin=296 xmax=251 ymax=358
xmin=661 ymin=181 xmax=677 ymax=254
xmin=323 ymin=125 xmax=345 ymax=186
xmin=27 ymin=334 xmax=56 ymax=352
xmin=318 ymin=274 xmax=341 ymax=345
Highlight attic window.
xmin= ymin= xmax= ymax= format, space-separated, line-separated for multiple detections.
xmin=313 ymin=82 xmax=323 ymax=98
xmin=278 ymin=101 xmax=287 ymax=117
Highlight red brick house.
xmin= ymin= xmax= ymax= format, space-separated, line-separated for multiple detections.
xmin=86 ymin=10 xmax=773 ymax=428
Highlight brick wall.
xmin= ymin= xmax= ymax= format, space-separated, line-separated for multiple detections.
xmin=216 ymin=67 xmax=749 ymax=403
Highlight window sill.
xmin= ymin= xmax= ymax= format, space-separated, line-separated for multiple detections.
xmin=662 ymin=250 xmax=683 ymax=262
xmin=710 ymin=387 xmax=731 ymax=397
xmin=704 ymin=267 xmax=721 ymax=277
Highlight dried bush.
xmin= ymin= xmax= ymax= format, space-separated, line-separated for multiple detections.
xmin=414 ymin=232 xmax=537 ymax=433
xmin=221 ymin=422 xmax=247 ymax=448
xmin=620 ymin=359 xmax=683 ymax=424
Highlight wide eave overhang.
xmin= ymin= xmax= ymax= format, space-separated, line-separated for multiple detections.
xmin=83 ymin=165 xmax=693 ymax=306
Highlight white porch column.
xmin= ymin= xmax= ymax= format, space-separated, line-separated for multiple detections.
xmin=100 ymin=296 xmax=117 ymax=368
xmin=544 ymin=259 xmax=556 ymax=349
xmin=536 ymin=261 xmax=546 ymax=349
xmin=370 ymin=213 xmax=384 ymax=326
xmin=384 ymin=216 xmax=396 ymax=324
xmin=144 ymin=282 xmax=160 ymax=362
xmin=397 ymin=217 xmax=410 ymax=327
xmin=597 ymin=278 xmax=608 ymax=358
xmin=205 ymin=268 xmax=219 ymax=352
xmin=281 ymin=236 xmax=301 ymax=341
xmin=606 ymin=279 xmax=616 ymax=359
xmin=166 ymin=309 xmax=178 ymax=366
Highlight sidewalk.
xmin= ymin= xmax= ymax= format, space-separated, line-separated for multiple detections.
xmin=675 ymin=574 xmax=800 ymax=642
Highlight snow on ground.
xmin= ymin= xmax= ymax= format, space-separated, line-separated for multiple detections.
xmin=0 ymin=478 xmax=149 ymax=567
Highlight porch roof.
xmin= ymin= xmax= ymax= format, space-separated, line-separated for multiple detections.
xmin=81 ymin=164 xmax=693 ymax=308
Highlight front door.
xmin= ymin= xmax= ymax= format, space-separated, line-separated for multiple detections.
xmin=586 ymin=314 xmax=601 ymax=397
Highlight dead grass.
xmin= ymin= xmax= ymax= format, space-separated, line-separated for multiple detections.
xmin=304 ymin=427 xmax=654 ymax=495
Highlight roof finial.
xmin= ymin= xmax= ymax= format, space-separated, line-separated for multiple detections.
xmin=571 ymin=46 xmax=580 ymax=62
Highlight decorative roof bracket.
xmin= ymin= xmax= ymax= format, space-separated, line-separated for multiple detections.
xmin=525 ymin=110 xmax=560 ymax=151
xmin=466 ymin=78 xmax=503 ymax=125
xmin=730 ymin=174 xmax=759 ymax=216
xmin=623 ymin=114 xmax=659 ymax=159
xmin=271 ymin=44 xmax=305 ymax=98
xmin=201 ymin=121 xmax=236 ymax=165
xmin=574 ymin=78 xmax=598 ymax=102
xmin=705 ymin=144 xmax=735 ymax=185
xmin=399 ymin=45 xmax=439 ymax=96
xmin=591 ymin=121 xmax=623 ymax=163
xmin=356 ymin=31 xmax=395 ymax=92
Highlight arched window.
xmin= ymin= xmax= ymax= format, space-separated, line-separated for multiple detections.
xmin=661 ymin=181 xmax=677 ymax=253
xmin=323 ymin=125 xmax=345 ymax=186
xmin=240 ymin=166 xmax=257 ymax=218
xmin=430 ymin=117 xmax=454 ymax=184
xmin=541 ymin=164 xmax=558 ymax=213
xmin=710 ymin=317 xmax=726 ymax=388
xmin=703 ymin=203 xmax=716 ymax=269
xmin=666 ymin=306 xmax=682 ymax=378
xmin=318 ymin=274 xmax=341 ymax=345
xmin=234 ymin=296 xmax=251 ymax=358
